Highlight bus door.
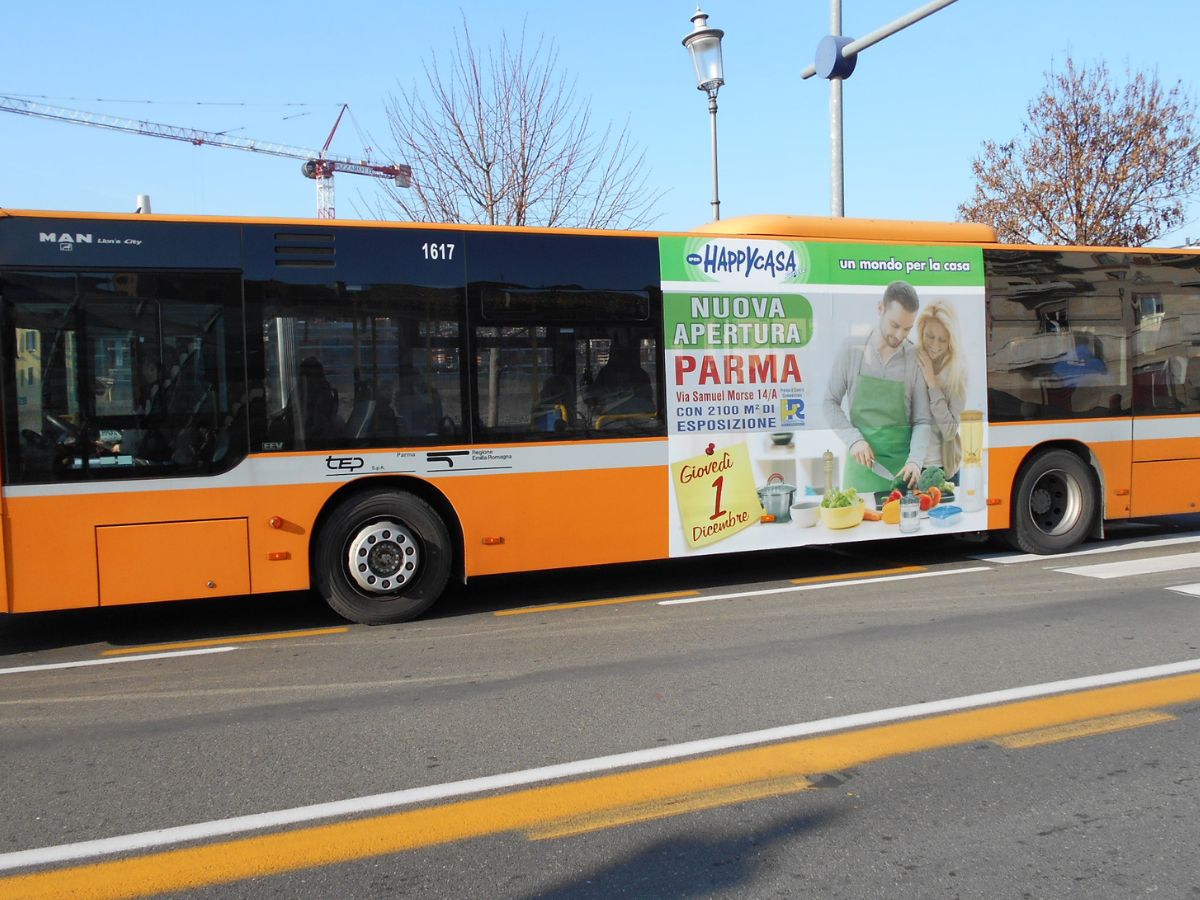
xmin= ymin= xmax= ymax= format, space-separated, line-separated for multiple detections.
xmin=1130 ymin=255 xmax=1200 ymax=517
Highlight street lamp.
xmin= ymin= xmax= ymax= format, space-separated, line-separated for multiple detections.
xmin=683 ymin=7 xmax=725 ymax=221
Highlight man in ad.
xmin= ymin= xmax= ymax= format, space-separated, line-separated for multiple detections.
xmin=823 ymin=280 xmax=932 ymax=493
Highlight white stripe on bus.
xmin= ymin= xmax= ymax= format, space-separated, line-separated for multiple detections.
xmin=1 ymin=439 xmax=670 ymax=499
xmin=988 ymin=419 xmax=1133 ymax=448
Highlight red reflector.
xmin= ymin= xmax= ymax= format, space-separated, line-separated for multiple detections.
xmin=986 ymin=498 xmax=1002 ymax=506
xmin=268 ymin=516 xmax=284 ymax=529
xmin=267 ymin=551 xmax=291 ymax=561
xmin=759 ymin=514 xmax=776 ymax=523
xmin=482 ymin=537 xmax=505 ymax=546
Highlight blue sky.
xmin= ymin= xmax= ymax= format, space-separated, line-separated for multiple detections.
xmin=4 ymin=1 xmax=1199 ymax=245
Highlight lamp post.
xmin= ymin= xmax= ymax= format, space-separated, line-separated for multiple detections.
xmin=683 ymin=8 xmax=725 ymax=221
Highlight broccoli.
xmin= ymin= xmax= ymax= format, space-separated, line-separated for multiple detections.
xmin=918 ymin=466 xmax=946 ymax=491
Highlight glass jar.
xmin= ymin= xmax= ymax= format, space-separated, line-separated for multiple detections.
xmin=900 ymin=493 xmax=920 ymax=533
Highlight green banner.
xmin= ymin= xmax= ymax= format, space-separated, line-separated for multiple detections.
xmin=660 ymin=236 xmax=982 ymax=288
xmin=665 ymin=292 xmax=814 ymax=350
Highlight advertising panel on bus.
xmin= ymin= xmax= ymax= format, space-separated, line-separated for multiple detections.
xmin=660 ymin=236 xmax=988 ymax=556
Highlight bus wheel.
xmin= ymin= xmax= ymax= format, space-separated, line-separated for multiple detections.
xmin=315 ymin=490 xmax=451 ymax=625
xmin=1008 ymin=449 xmax=1096 ymax=555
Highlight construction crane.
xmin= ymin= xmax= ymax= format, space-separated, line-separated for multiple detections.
xmin=0 ymin=95 xmax=412 ymax=219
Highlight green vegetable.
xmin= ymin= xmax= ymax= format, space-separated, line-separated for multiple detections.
xmin=918 ymin=466 xmax=946 ymax=491
xmin=889 ymin=474 xmax=909 ymax=493
xmin=820 ymin=487 xmax=860 ymax=509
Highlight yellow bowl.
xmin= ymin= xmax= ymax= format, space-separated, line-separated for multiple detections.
xmin=819 ymin=500 xmax=866 ymax=529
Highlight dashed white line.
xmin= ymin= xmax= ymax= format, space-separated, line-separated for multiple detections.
xmin=0 ymin=647 xmax=237 ymax=676
xmin=1054 ymin=551 xmax=1200 ymax=580
xmin=972 ymin=532 xmax=1200 ymax=565
xmin=657 ymin=566 xmax=993 ymax=606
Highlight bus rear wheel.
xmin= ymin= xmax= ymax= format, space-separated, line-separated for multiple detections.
xmin=1008 ymin=449 xmax=1096 ymax=555
xmin=315 ymin=490 xmax=451 ymax=624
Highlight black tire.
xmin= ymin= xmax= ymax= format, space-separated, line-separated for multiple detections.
xmin=315 ymin=490 xmax=451 ymax=624
xmin=1007 ymin=449 xmax=1097 ymax=554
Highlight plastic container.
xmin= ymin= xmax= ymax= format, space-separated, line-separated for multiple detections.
xmin=929 ymin=505 xmax=963 ymax=528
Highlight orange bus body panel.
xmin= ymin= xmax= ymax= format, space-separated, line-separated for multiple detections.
xmin=1131 ymin=461 xmax=1200 ymax=517
xmin=987 ymin=424 xmax=1136 ymax=531
xmin=444 ymin=466 xmax=670 ymax=576
xmin=2 ymin=461 xmax=671 ymax=612
xmin=97 ymin=519 xmax=250 ymax=605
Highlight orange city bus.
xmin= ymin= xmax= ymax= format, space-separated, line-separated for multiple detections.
xmin=1 ymin=208 xmax=1198 ymax=624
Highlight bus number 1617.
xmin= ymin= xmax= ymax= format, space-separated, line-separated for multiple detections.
xmin=422 ymin=242 xmax=455 ymax=260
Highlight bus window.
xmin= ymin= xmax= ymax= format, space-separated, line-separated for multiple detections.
xmin=985 ymin=249 xmax=1131 ymax=420
xmin=254 ymin=282 xmax=463 ymax=451
xmin=1131 ymin=257 xmax=1200 ymax=414
xmin=2 ymin=271 xmax=245 ymax=483
xmin=473 ymin=322 xmax=661 ymax=438
xmin=468 ymin=231 xmax=664 ymax=440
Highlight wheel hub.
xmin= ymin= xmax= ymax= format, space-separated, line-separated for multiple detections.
xmin=346 ymin=520 xmax=419 ymax=594
xmin=1028 ymin=470 xmax=1081 ymax=536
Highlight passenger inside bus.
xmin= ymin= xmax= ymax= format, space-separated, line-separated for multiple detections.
xmin=114 ymin=355 xmax=171 ymax=462
xmin=534 ymin=333 xmax=579 ymax=431
xmin=266 ymin=356 xmax=345 ymax=448
xmin=391 ymin=362 xmax=443 ymax=437
xmin=586 ymin=331 xmax=654 ymax=426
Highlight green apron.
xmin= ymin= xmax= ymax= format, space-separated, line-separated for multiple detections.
xmin=844 ymin=371 xmax=912 ymax=493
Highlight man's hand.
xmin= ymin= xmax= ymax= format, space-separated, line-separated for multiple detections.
xmin=850 ymin=440 xmax=874 ymax=467
xmin=898 ymin=461 xmax=922 ymax=488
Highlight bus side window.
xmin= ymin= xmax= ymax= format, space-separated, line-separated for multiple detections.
xmin=1 ymin=270 xmax=245 ymax=483
xmin=255 ymin=281 xmax=463 ymax=451
xmin=985 ymin=250 xmax=1130 ymax=421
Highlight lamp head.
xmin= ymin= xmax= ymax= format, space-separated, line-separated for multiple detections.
xmin=683 ymin=8 xmax=724 ymax=93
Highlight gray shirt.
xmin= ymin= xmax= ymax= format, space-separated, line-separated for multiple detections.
xmin=923 ymin=378 xmax=963 ymax=468
xmin=822 ymin=331 xmax=932 ymax=469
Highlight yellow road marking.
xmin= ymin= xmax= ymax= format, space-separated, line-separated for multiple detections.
xmin=100 ymin=627 xmax=350 ymax=657
xmin=994 ymin=710 xmax=1176 ymax=749
xmin=495 ymin=590 xmax=700 ymax=615
xmin=7 ymin=671 xmax=1199 ymax=900
xmin=525 ymin=774 xmax=815 ymax=840
xmin=790 ymin=565 xmax=925 ymax=585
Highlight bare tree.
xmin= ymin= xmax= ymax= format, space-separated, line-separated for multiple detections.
xmin=959 ymin=57 xmax=1200 ymax=246
xmin=377 ymin=22 xmax=661 ymax=229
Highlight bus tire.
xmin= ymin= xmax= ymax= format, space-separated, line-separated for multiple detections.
xmin=1007 ymin=449 xmax=1096 ymax=555
xmin=315 ymin=490 xmax=451 ymax=625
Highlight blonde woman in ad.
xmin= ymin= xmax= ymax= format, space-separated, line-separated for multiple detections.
xmin=916 ymin=300 xmax=966 ymax=478
xmin=823 ymin=280 xmax=932 ymax=494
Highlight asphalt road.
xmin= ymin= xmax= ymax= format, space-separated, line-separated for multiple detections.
xmin=1 ymin=518 xmax=1198 ymax=898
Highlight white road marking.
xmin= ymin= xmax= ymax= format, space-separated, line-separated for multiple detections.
xmin=657 ymin=566 xmax=993 ymax=606
xmin=6 ymin=654 xmax=1195 ymax=874
xmin=1167 ymin=584 xmax=1200 ymax=597
xmin=1053 ymin=551 xmax=1200 ymax=580
xmin=0 ymin=647 xmax=236 ymax=676
xmin=972 ymin=532 xmax=1200 ymax=564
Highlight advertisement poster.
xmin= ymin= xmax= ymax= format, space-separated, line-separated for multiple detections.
xmin=661 ymin=236 xmax=988 ymax=557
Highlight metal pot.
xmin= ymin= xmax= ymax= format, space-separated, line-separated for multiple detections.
xmin=757 ymin=473 xmax=796 ymax=522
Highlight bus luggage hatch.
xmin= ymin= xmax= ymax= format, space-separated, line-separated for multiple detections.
xmin=96 ymin=519 xmax=250 ymax=606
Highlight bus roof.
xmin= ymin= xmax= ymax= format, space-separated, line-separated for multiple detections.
xmin=6 ymin=207 xmax=1197 ymax=255
xmin=693 ymin=214 xmax=997 ymax=245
